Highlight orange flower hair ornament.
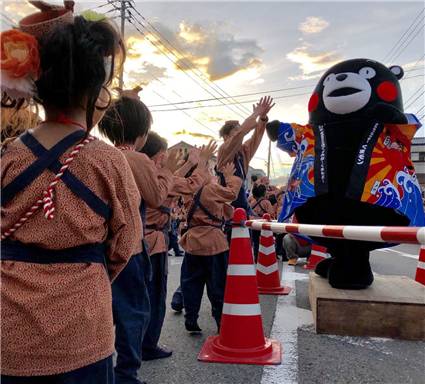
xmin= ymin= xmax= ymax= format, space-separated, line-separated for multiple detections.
xmin=1 ymin=29 xmax=40 ymax=102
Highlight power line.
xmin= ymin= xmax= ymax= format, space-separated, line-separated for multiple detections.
xmin=150 ymin=91 xmax=311 ymax=112
xmin=151 ymin=88 xmax=218 ymax=137
xmin=108 ymin=1 xmax=220 ymax=136
xmin=1 ymin=11 xmax=17 ymax=26
xmin=124 ymin=8 xmax=249 ymax=120
xmin=389 ymin=20 xmax=425 ymax=63
xmin=127 ymin=0 xmax=252 ymax=116
xmin=405 ymin=84 xmax=424 ymax=104
xmin=126 ymin=12 xmax=247 ymax=120
xmin=402 ymin=74 xmax=425 ymax=81
xmin=405 ymin=90 xmax=425 ymax=109
xmin=382 ymin=8 xmax=424 ymax=62
xmin=124 ymin=17 xmax=223 ymax=133
xmin=147 ymin=83 xmax=315 ymax=108
xmin=415 ymin=105 xmax=425 ymax=115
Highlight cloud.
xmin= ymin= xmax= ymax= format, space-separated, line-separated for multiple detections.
xmin=129 ymin=20 xmax=263 ymax=81
xmin=207 ymin=116 xmax=224 ymax=123
xmin=286 ymin=44 xmax=341 ymax=78
xmin=174 ymin=129 xmax=215 ymax=139
xmin=126 ymin=61 xmax=168 ymax=86
xmin=299 ymin=17 xmax=329 ymax=35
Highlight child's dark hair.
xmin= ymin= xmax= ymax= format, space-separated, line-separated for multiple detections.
xmin=252 ymin=183 xmax=267 ymax=200
xmin=251 ymin=174 xmax=258 ymax=183
xmin=268 ymin=194 xmax=277 ymax=206
xmin=98 ymin=96 xmax=152 ymax=145
xmin=140 ymin=131 xmax=168 ymax=158
xmin=219 ymin=120 xmax=240 ymax=138
xmin=35 ymin=16 xmax=125 ymax=130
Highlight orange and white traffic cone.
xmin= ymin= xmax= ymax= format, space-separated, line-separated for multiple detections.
xmin=198 ymin=208 xmax=281 ymax=365
xmin=415 ymin=246 xmax=425 ymax=286
xmin=303 ymin=244 xmax=329 ymax=270
xmin=256 ymin=214 xmax=291 ymax=295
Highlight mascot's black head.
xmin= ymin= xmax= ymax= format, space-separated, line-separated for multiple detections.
xmin=308 ymin=58 xmax=404 ymax=124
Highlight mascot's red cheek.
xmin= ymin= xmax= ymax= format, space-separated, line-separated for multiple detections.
xmin=377 ymin=81 xmax=398 ymax=102
xmin=308 ymin=92 xmax=319 ymax=112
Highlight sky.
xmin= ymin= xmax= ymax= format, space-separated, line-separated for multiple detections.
xmin=1 ymin=1 xmax=424 ymax=178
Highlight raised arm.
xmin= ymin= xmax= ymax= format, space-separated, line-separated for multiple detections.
xmin=174 ymin=148 xmax=200 ymax=178
xmin=172 ymin=141 xmax=217 ymax=196
xmin=242 ymin=96 xmax=275 ymax=164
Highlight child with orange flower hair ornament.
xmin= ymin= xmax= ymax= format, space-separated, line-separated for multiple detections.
xmin=1 ymin=8 xmax=138 ymax=384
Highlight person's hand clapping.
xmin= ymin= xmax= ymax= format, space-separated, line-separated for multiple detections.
xmin=222 ymin=162 xmax=236 ymax=179
xmin=164 ymin=148 xmax=182 ymax=173
xmin=199 ymin=140 xmax=218 ymax=167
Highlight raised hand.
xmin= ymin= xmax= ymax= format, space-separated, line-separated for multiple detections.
xmin=199 ymin=140 xmax=218 ymax=165
xmin=164 ymin=148 xmax=182 ymax=173
xmin=252 ymin=96 xmax=275 ymax=119
xmin=187 ymin=147 xmax=201 ymax=165
xmin=222 ymin=162 xmax=236 ymax=179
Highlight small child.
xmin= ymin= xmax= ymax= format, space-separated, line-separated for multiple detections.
xmin=99 ymin=95 xmax=179 ymax=383
xmin=180 ymin=162 xmax=242 ymax=333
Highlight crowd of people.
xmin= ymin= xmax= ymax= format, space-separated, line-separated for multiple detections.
xmin=0 ymin=7 xmax=312 ymax=384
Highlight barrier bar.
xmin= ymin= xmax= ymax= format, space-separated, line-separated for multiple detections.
xmin=245 ymin=220 xmax=425 ymax=245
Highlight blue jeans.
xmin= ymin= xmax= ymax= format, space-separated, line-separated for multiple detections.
xmin=142 ymin=252 xmax=168 ymax=352
xmin=181 ymin=252 xmax=228 ymax=322
xmin=1 ymin=355 xmax=113 ymax=384
xmin=112 ymin=248 xmax=151 ymax=384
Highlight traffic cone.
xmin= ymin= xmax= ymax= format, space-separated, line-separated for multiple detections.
xmin=303 ymin=244 xmax=329 ymax=270
xmin=415 ymin=246 xmax=425 ymax=286
xmin=198 ymin=208 xmax=281 ymax=365
xmin=256 ymin=214 xmax=291 ymax=295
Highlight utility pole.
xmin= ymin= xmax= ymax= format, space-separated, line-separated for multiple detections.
xmin=118 ymin=0 xmax=127 ymax=90
xmin=267 ymin=139 xmax=271 ymax=178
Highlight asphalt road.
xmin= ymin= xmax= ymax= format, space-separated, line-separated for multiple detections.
xmin=139 ymin=244 xmax=424 ymax=384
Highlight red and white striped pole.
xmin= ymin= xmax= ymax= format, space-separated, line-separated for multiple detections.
xmin=245 ymin=220 xmax=425 ymax=245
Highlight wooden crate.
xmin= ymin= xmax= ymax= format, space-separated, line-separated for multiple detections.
xmin=309 ymin=273 xmax=425 ymax=340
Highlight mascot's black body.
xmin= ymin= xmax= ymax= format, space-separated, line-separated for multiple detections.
xmin=267 ymin=59 xmax=418 ymax=289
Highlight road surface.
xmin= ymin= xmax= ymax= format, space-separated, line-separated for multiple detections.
xmin=139 ymin=244 xmax=424 ymax=384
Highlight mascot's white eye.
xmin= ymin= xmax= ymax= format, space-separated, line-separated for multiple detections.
xmin=359 ymin=67 xmax=376 ymax=79
xmin=324 ymin=74 xmax=335 ymax=84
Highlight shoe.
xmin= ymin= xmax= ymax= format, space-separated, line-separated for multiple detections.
xmin=171 ymin=290 xmax=183 ymax=312
xmin=185 ymin=320 xmax=202 ymax=334
xmin=288 ymin=258 xmax=298 ymax=266
xmin=142 ymin=346 xmax=173 ymax=361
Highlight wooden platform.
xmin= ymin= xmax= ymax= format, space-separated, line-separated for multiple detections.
xmin=309 ymin=273 xmax=425 ymax=340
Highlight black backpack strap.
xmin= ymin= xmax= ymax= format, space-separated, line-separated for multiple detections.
xmin=16 ymin=132 xmax=111 ymax=220
xmin=186 ymin=187 xmax=204 ymax=227
xmin=159 ymin=205 xmax=172 ymax=215
xmin=186 ymin=187 xmax=223 ymax=229
xmin=252 ymin=198 xmax=266 ymax=211
xmin=2 ymin=130 xmax=85 ymax=206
